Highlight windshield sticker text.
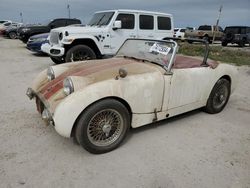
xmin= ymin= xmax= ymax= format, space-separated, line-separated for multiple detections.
xmin=149 ymin=43 xmax=171 ymax=56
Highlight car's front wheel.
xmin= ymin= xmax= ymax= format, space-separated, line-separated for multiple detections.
xmin=238 ymin=39 xmax=246 ymax=47
xmin=75 ymin=99 xmax=131 ymax=154
xmin=65 ymin=45 xmax=96 ymax=62
xmin=204 ymin=78 xmax=230 ymax=114
xmin=9 ymin=32 xmax=17 ymax=39
xmin=203 ymin=35 xmax=210 ymax=43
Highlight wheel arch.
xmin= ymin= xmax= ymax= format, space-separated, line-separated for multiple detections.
xmin=70 ymin=96 xmax=132 ymax=138
xmin=65 ymin=38 xmax=102 ymax=58
xmin=219 ymin=75 xmax=231 ymax=84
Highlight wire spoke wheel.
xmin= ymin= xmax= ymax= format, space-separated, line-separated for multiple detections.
xmin=75 ymin=99 xmax=130 ymax=154
xmin=204 ymin=78 xmax=230 ymax=114
xmin=87 ymin=109 xmax=123 ymax=147
xmin=212 ymin=84 xmax=229 ymax=110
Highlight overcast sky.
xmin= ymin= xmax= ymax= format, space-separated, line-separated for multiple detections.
xmin=0 ymin=0 xmax=249 ymax=28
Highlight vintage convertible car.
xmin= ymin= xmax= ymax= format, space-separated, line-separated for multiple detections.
xmin=27 ymin=38 xmax=238 ymax=154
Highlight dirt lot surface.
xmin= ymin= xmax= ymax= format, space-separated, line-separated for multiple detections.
xmin=0 ymin=37 xmax=250 ymax=188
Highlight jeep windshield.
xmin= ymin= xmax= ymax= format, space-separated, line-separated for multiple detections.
xmin=116 ymin=39 xmax=176 ymax=68
xmin=88 ymin=12 xmax=114 ymax=26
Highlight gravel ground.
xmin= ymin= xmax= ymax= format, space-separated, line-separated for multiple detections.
xmin=0 ymin=37 xmax=250 ymax=188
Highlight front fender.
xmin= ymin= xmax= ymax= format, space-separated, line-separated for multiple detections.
xmin=54 ymin=72 xmax=164 ymax=137
xmin=63 ymin=34 xmax=102 ymax=51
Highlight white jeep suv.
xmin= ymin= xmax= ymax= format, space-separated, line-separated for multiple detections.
xmin=42 ymin=9 xmax=174 ymax=64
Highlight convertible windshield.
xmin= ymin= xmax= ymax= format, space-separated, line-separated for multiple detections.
xmin=88 ymin=12 xmax=114 ymax=26
xmin=116 ymin=39 xmax=175 ymax=67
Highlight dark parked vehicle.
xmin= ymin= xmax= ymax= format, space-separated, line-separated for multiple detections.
xmin=26 ymin=33 xmax=49 ymax=53
xmin=4 ymin=24 xmax=22 ymax=39
xmin=0 ymin=22 xmax=22 ymax=36
xmin=18 ymin=18 xmax=81 ymax=43
xmin=222 ymin=26 xmax=250 ymax=47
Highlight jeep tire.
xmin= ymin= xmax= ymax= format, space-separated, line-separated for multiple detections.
xmin=239 ymin=39 xmax=246 ymax=47
xmin=221 ymin=41 xmax=227 ymax=46
xmin=65 ymin=45 xmax=96 ymax=62
xmin=50 ymin=57 xmax=65 ymax=64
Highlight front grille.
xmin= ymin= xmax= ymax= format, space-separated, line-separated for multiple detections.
xmin=50 ymin=31 xmax=59 ymax=45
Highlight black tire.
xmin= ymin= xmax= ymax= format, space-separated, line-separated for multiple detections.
xmin=21 ymin=37 xmax=29 ymax=43
xmin=204 ymin=78 xmax=231 ymax=114
xmin=9 ymin=32 xmax=17 ymax=39
xmin=203 ymin=35 xmax=210 ymax=43
xmin=65 ymin=45 xmax=96 ymax=62
xmin=225 ymin=33 xmax=234 ymax=41
xmin=50 ymin=57 xmax=65 ymax=64
xmin=221 ymin=41 xmax=227 ymax=46
xmin=75 ymin=99 xmax=130 ymax=154
xmin=238 ymin=39 xmax=246 ymax=47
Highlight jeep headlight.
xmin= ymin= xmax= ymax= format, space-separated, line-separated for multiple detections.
xmin=63 ymin=77 xmax=74 ymax=96
xmin=47 ymin=66 xmax=55 ymax=81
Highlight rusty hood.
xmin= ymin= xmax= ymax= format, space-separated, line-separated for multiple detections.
xmin=37 ymin=57 xmax=164 ymax=101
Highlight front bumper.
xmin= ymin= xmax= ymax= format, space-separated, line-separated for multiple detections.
xmin=26 ymin=41 xmax=47 ymax=53
xmin=26 ymin=88 xmax=54 ymax=125
xmin=41 ymin=43 xmax=65 ymax=57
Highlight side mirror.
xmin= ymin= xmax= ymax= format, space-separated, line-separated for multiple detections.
xmin=113 ymin=20 xmax=121 ymax=30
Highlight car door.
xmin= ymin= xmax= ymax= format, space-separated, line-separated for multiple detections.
xmin=162 ymin=67 xmax=213 ymax=111
xmin=109 ymin=13 xmax=137 ymax=54
xmin=137 ymin=14 xmax=155 ymax=39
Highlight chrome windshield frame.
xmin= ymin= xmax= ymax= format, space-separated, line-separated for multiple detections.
xmin=116 ymin=39 xmax=179 ymax=74
xmin=116 ymin=38 xmax=209 ymax=74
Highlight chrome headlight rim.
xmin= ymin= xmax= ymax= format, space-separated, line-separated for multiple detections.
xmin=47 ymin=66 xmax=55 ymax=81
xmin=63 ymin=77 xmax=74 ymax=96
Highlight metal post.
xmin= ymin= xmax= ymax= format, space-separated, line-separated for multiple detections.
xmin=20 ymin=12 xmax=23 ymax=23
xmin=67 ymin=4 xmax=71 ymax=18
xmin=212 ymin=5 xmax=223 ymax=44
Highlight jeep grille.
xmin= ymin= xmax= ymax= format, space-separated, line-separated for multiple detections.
xmin=50 ymin=31 xmax=59 ymax=44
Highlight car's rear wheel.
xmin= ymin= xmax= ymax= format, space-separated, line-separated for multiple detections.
xmin=9 ymin=32 xmax=17 ymax=39
xmin=238 ymin=39 xmax=246 ymax=47
xmin=65 ymin=45 xmax=96 ymax=62
xmin=50 ymin=57 xmax=65 ymax=64
xmin=75 ymin=99 xmax=130 ymax=154
xmin=203 ymin=35 xmax=210 ymax=43
xmin=204 ymin=78 xmax=230 ymax=114
xmin=221 ymin=41 xmax=227 ymax=46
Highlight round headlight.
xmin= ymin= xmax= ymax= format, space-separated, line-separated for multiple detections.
xmin=59 ymin=32 xmax=63 ymax=40
xmin=63 ymin=77 xmax=74 ymax=96
xmin=47 ymin=67 xmax=55 ymax=81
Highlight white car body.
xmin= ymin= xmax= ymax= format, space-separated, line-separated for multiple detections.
xmin=27 ymin=40 xmax=237 ymax=153
xmin=41 ymin=9 xmax=174 ymax=58
xmin=174 ymin=28 xmax=186 ymax=40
